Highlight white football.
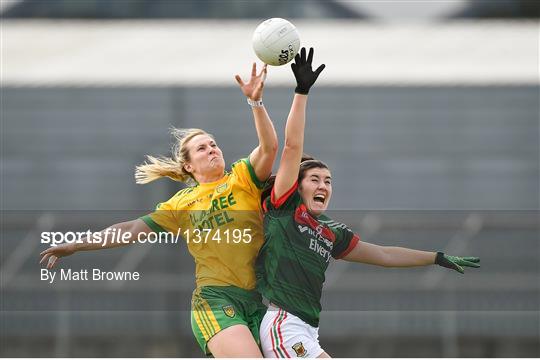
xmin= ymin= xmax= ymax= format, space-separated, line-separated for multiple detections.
xmin=252 ymin=18 xmax=301 ymax=66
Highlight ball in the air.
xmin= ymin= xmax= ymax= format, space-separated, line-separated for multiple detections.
xmin=252 ymin=18 xmax=300 ymax=66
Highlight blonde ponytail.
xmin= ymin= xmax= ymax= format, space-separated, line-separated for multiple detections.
xmin=135 ymin=128 xmax=210 ymax=185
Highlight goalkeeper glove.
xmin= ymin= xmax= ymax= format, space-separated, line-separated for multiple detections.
xmin=435 ymin=252 xmax=480 ymax=274
xmin=291 ymin=47 xmax=325 ymax=95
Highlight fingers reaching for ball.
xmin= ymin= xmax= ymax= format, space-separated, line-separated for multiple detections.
xmin=291 ymin=47 xmax=325 ymax=95
xmin=235 ymin=62 xmax=269 ymax=101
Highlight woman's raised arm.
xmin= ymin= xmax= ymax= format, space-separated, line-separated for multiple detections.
xmin=273 ymin=48 xmax=325 ymax=200
xmin=235 ymin=63 xmax=278 ymax=182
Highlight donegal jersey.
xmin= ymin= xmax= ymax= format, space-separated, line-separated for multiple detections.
xmin=141 ymin=158 xmax=266 ymax=290
xmin=255 ymin=182 xmax=360 ymax=327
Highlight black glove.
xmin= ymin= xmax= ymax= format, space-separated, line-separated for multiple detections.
xmin=435 ymin=252 xmax=480 ymax=274
xmin=291 ymin=47 xmax=325 ymax=95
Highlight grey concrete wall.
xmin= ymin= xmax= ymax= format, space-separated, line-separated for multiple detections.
xmin=1 ymin=86 xmax=538 ymax=357
xmin=3 ymin=86 xmax=538 ymax=211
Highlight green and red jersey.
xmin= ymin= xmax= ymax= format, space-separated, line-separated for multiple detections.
xmin=256 ymin=182 xmax=360 ymax=327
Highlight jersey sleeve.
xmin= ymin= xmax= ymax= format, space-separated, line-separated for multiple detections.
xmin=140 ymin=194 xmax=181 ymax=234
xmin=262 ymin=181 xmax=302 ymax=213
xmin=331 ymin=224 xmax=361 ymax=259
xmin=231 ymin=158 xmax=267 ymax=194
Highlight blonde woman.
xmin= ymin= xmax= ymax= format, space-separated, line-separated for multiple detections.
xmin=40 ymin=63 xmax=278 ymax=357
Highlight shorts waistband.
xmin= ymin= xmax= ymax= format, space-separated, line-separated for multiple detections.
xmin=196 ymin=285 xmax=262 ymax=300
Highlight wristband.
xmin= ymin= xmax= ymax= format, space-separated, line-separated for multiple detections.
xmin=435 ymin=251 xmax=445 ymax=265
xmin=294 ymin=86 xmax=310 ymax=95
xmin=247 ymin=98 xmax=264 ymax=108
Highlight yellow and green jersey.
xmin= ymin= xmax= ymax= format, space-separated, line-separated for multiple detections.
xmin=141 ymin=158 xmax=266 ymax=290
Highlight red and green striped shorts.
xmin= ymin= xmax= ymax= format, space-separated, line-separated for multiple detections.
xmin=259 ymin=305 xmax=324 ymax=358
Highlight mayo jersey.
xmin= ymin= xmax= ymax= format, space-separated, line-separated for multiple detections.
xmin=256 ymin=182 xmax=360 ymax=327
xmin=141 ymin=158 xmax=266 ymax=290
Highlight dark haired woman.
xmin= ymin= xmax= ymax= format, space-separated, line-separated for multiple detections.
xmin=256 ymin=48 xmax=480 ymax=358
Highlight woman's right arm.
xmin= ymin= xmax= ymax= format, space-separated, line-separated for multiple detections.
xmin=273 ymin=48 xmax=325 ymax=199
xmin=272 ymin=93 xmax=308 ymax=199
xmin=39 ymin=218 xmax=153 ymax=269
xmin=235 ymin=63 xmax=278 ymax=183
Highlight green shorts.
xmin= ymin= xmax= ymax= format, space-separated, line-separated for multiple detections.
xmin=191 ymin=285 xmax=267 ymax=356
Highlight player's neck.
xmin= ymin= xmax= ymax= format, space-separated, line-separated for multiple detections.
xmin=195 ymin=172 xmax=225 ymax=185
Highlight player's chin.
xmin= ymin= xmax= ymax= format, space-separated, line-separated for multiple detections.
xmin=211 ymin=158 xmax=225 ymax=169
xmin=309 ymin=202 xmax=327 ymax=216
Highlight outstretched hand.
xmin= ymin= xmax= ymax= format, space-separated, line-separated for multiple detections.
xmin=291 ymin=47 xmax=325 ymax=95
xmin=39 ymin=244 xmax=76 ymax=269
xmin=235 ymin=63 xmax=267 ymax=101
xmin=435 ymin=252 xmax=480 ymax=274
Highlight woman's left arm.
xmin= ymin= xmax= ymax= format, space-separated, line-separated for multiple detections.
xmin=235 ymin=63 xmax=278 ymax=182
xmin=343 ymin=241 xmax=480 ymax=273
